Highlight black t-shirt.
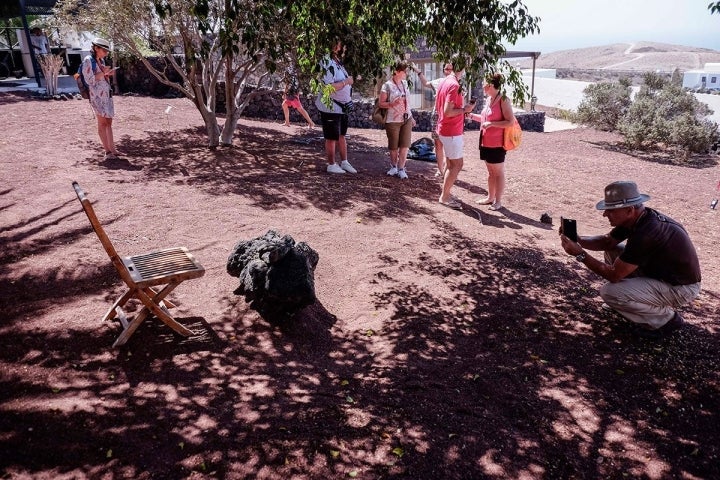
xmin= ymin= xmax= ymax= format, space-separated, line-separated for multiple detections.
xmin=610 ymin=207 xmax=701 ymax=285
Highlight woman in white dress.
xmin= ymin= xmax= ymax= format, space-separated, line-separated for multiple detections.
xmin=82 ymin=38 xmax=119 ymax=159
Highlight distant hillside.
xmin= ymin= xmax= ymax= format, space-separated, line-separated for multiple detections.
xmin=514 ymin=41 xmax=720 ymax=72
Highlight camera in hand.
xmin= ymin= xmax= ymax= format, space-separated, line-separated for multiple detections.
xmin=561 ymin=217 xmax=578 ymax=242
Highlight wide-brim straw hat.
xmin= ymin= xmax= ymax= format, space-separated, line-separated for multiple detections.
xmin=91 ymin=38 xmax=112 ymax=51
xmin=595 ymin=181 xmax=650 ymax=210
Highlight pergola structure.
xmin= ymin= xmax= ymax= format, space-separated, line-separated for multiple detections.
xmin=1 ymin=0 xmax=58 ymax=87
xmin=503 ymin=50 xmax=542 ymax=110
xmin=407 ymin=46 xmax=542 ymax=111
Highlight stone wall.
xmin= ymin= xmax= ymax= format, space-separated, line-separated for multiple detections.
xmin=117 ymin=56 xmax=184 ymax=98
xmin=240 ymin=89 xmax=546 ymax=132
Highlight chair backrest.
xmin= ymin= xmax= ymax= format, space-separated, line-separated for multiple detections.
xmin=73 ymin=181 xmax=136 ymax=286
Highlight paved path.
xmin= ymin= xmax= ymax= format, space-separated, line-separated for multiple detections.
xmin=524 ymin=75 xmax=720 ymax=125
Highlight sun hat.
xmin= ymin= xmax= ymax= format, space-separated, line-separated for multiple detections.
xmin=595 ymin=181 xmax=650 ymax=210
xmin=91 ymin=38 xmax=112 ymax=51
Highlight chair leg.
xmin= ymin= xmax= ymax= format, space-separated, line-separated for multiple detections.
xmin=112 ymin=308 xmax=149 ymax=348
xmin=112 ymin=290 xmax=170 ymax=348
xmin=111 ymin=283 xmax=193 ymax=347
xmin=144 ymin=287 xmax=176 ymax=309
xmin=102 ymin=289 xmax=135 ymax=322
xmin=137 ymin=283 xmax=194 ymax=337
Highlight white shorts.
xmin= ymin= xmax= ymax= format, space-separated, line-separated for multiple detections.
xmin=438 ymin=134 xmax=464 ymax=160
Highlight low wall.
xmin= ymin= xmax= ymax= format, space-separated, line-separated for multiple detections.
xmin=240 ymin=90 xmax=546 ymax=133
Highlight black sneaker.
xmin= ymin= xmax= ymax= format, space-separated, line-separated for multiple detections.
xmin=634 ymin=312 xmax=684 ymax=340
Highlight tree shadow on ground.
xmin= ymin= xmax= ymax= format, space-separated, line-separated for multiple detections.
xmin=2 ymin=211 xmax=718 ymax=479
xmin=74 ymin=125 xmax=449 ymax=221
xmin=3 ymin=116 xmax=719 ymax=478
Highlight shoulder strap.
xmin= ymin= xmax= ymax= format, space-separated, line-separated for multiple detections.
xmin=78 ymin=56 xmax=98 ymax=77
xmin=490 ymin=95 xmax=504 ymax=121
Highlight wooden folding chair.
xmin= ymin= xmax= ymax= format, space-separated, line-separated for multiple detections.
xmin=73 ymin=181 xmax=206 ymax=347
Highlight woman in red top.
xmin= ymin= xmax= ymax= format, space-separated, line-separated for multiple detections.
xmin=468 ymin=73 xmax=516 ymax=210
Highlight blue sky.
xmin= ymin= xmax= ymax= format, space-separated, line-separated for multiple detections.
xmin=508 ymin=0 xmax=720 ymax=53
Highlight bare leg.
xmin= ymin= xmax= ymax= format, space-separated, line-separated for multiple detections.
xmin=389 ymin=149 xmax=398 ymax=167
xmin=297 ymin=106 xmax=315 ymax=128
xmin=434 ymin=138 xmax=445 ymax=173
xmin=325 ymin=139 xmax=337 ymax=165
xmin=105 ymin=118 xmax=116 ymax=154
xmin=487 ymin=162 xmax=506 ymax=206
xmin=282 ymin=101 xmax=290 ymax=126
xmin=397 ymin=147 xmax=409 ymax=169
xmin=338 ymin=135 xmax=348 ymax=161
xmin=439 ymin=157 xmax=463 ymax=202
xmin=97 ymin=116 xmax=109 ymax=152
xmin=97 ymin=116 xmax=115 ymax=154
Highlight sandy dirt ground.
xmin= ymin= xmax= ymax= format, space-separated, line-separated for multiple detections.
xmin=1 ymin=91 xmax=719 ymax=479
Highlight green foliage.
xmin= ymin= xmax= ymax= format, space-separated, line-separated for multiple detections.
xmin=54 ymin=0 xmax=540 ymax=144
xmin=639 ymin=71 xmax=666 ymax=94
xmin=574 ymin=73 xmax=719 ymax=157
xmin=286 ymin=0 xmax=539 ymax=104
xmin=617 ymin=76 xmax=719 ymax=156
xmin=574 ymin=81 xmax=632 ymax=131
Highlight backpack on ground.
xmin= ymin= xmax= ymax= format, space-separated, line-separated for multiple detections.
xmin=74 ymin=57 xmax=97 ymax=100
xmin=407 ymin=137 xmax=436 ymax=162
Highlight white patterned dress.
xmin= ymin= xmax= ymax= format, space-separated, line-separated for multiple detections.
xmin=82 ymin=55 xmax=114 ymax=119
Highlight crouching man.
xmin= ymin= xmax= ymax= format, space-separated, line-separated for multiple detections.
xmin=559 ymin=181 xmax=701 ymax=339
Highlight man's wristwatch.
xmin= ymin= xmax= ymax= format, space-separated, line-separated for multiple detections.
xmin=575 ymin=251 xmax=587 ymax=262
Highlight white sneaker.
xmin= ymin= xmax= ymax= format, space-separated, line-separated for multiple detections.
xmin=340 ymin=160 xmax=357 ymax=173
xmin=327 ymin=163 xmax=346 ymax=174
xmin=387 ymin=166 xmax=398 ymax=176
xmin=398 ymin=168 xmax=408 ymax=180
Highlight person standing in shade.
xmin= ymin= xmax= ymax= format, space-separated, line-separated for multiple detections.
xmin=380 ymin=61 xmax=415 ymax=180
xmin=436 ymin=62 xmax=476 ymax=209
xmin=417 ymin=62 xmax=453 ymax=178
xmin=559 ymin=181 xmax=701 ymax=340
xmin=467 ymin=73 xmax=516 ymax=211
xmin=83 ymin=38 xmax=120 ymax=160
xmin=315 ymin=40 xmax=357 ymax=175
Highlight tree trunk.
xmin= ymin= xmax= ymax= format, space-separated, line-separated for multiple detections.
xmin=192 ymin=96 xmax=220 ymax=148
xmin=220 ymin=118 xmax=237 ymax=146
xmin=204 ymin=114 xmax=222 ymax=148
xmin=220 ymin=77 xmax=237 ymax=146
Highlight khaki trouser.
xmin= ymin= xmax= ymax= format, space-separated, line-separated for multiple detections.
xmin=600 ymin=246 xmax=701 ymax=329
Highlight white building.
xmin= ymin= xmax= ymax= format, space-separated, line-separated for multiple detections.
xmin=683 ymin=63 xmax=720 ymax=91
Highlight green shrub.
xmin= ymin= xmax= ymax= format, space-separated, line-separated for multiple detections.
xmin=618 ymin=79 xmax=718 ymax=156
xmin=576 ymin=73 xmax=719 ymax=157
xmin=574 ymin=80 xmax=632 ymax=131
